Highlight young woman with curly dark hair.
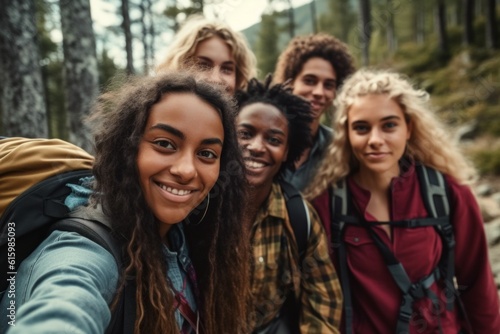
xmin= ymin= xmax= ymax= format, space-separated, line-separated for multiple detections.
xmin=5 ymin=72 xmax=251 ymax=334
xmin=235 ymin=76 xmax=342 ymax=334
xmin=273 ymin=33 xmax=356 ymax=192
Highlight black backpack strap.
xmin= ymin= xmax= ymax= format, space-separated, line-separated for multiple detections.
xmin=364 ymin=225 xmax=443 ymax=334
xmin=329 ymin=180 xmax=355 ymax=334
xmin=416 ymin=165 xmax=456 ymax=310
xmin=279 ymin=179 xmax=310 ymax=259
xmin=49 ymin=217 xmax=134 ymax=334
xmin=417 ymin=165 xmax=474 ymax=333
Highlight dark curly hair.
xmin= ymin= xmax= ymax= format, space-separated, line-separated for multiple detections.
xmin=273 ymin=33 xmax=356 ymax=89
xmin=87 ymin=72 xmax=250 ymax=334
xmin=235 ymin=75 xmax=313 ymax=174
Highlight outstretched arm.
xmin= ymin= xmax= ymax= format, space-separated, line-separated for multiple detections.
xmin=2 ymin=230 xmax=119 ymax=334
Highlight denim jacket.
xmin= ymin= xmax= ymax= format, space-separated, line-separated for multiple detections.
xmin=0 ymin=180 xmax=197 ymax=333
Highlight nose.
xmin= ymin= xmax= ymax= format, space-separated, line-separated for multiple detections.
xmin=368 ymin=128 xmax=383 ymax=147
xmin=207 ymin=67 xmax=225 ymax=85
xmin=312 ymin=83 xmax=325 ymax=97
xmin=170 ymin=151 xmax=197 ymax=182
xmin=246 ymin=136 xmax=265 ymax=155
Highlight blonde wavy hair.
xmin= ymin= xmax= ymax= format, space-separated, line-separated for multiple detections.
xmin=155 ymin=15 xmax=257 ymax=90
xmin=304 ymin=69 xmax=477 ymax=200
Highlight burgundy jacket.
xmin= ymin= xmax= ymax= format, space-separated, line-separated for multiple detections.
xmin=312 ymin=163 xmax=500 ymax=333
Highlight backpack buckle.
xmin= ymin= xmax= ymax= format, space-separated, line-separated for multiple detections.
xmin=409 ymin=282 xmax=425 ymax=299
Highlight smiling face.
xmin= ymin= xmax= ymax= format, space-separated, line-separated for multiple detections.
xmin=193 ymin=36 xmax=237 ymax=94
xmin=236 ymin=102 xmax=289 ymax=193
xmin=291 ymin=57 xmax=337 ymax=121
xmin=137 ymin=92 xmax=224 ymax=236
xmin=348 ymin=94 xmax=412 ymax=179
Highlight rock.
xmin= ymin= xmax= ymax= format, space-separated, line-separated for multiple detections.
xmin=485 ymin=218 xmax=500 ymax=246
xmin=493 ymin=192 xmax=500 ymax=207
xmin=476 ymin=184 xmax=493 ymax=197
xmin=455 ymin=121 xmax=478 ymax=141
xmin=478 ymin=197 xmax=500 ymax=222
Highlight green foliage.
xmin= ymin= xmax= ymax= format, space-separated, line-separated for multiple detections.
xmin=318 ymin=0 xmax=355 ymax=43
xmin=164 ymin=0 xmax=204 ymax=32
xmin=472 ymin=149 xmax=500 ymax=176
xmin=256 ymin=13 xmax=280 ymax=79
xmin=42 ymin=60 xmax=66 ymax=139
xmin=98 ymin=48 xmax=120 ymax=90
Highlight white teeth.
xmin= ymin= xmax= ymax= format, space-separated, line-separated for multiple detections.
xmin=245 ymin=160 xmax=265 ymax=169
xmin=158 ymin=183 xmax=192 ymax=196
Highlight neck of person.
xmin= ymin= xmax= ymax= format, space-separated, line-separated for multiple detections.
xmin=353 ymin=167 xmax=399 ymax=194
xmin=352 ymin=166 xmax=400 ymax=233
xmin=310 ymin=118 xmax=321 ymax=139
xmin=244 ymin=182 xmax=273 ymax=227
xmin=294 ymin=118 xmax=321 ymax=169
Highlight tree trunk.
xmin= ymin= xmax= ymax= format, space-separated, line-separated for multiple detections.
xmin=0 ymin=0 xmax=47 ymax=137
xmin=310 ymin=0 xmax=318 ymax=33
xmin=147 ymin=0 xmax=156 ymax=70
xmin=60 ymin=0 xmax=98 ymax=152
xmin=414 ymin=1 xmax=426 ymax=44
xmin=139 ymin=2 xmax=149 ymax=74
xmin=358 ymin=0 xmax=372 ymax=66
xmin=386 ymin=0 xmax=396 ymax=53
xmin=455 ymin=0 xmax=463 ymax=26
xmin=436 ymin=0 xmax=449 ymax=56
xmin=463 ymin=0 xmax=474 ymax=45
xmin=340 ymin=0 xmax=351 ymax=42
xmin=286 ymin=0 xmax=295 ymax=38
xmin=121 ymin=0 xmax=134 ymax=75
xmin=486 ymin=0 xmax=498 ymax=49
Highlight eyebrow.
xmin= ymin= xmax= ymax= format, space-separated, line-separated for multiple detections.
xmin=201 ymin=138 xmax=223 ymax=146
xmin=239 ymin=123 xmax=286 ymax=136
xmin=197 ymin=56 xmax=235 ymax=66
xmin=269 ymin=128 xmax=286 ymax=136
xmin=150 ymin=123 xmax=184 ymax=139
xmin=149 ymin=123 xmax=223 ymax=146
xmin=351 ymin=115 xmax=402 ymax=124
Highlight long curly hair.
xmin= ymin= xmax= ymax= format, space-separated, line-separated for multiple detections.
xmin=235 ymin=75 xmax=313 ymax=174
xmin=87 ymin=72 xmax=250 ymax=333
xmin=273 ymin=33 xmax=356 ymax=90
xmin=155 ymin=15 xmax=257 ymax=91
xmin=304 ymin=69 xmax=477 ymax=200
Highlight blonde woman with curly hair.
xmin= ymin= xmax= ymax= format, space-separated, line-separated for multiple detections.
xmin=155 ymin=15 xmax=257 ymax=94
xmin=305 ymin=69 xmax=500 ymax=333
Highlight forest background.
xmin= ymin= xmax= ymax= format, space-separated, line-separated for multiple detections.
xmin=0 ymin=0 xmax=499 ymax=178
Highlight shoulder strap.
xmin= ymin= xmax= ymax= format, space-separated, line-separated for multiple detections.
xmin=51 ymin=217 xmax=134 ymax=334
xmin=279 ymin=179 xmax=310 ymax=259
xmin=416 ymin=164 xmax=449 ymax=218
xmin=329 ymin=180 xmax=355 ymax=334
xmin=416 ymin=164 xmax=456 ymax=309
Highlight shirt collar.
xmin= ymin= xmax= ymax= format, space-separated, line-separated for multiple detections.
xmin=255 ymin=182 xmax=287 ymax=224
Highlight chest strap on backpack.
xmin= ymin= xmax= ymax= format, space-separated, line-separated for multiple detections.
xmin=364 ymin=225 xmax=444 ymax=334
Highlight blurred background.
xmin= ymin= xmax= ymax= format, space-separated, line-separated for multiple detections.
xmin=1 ymin=0 xmax=499 ymax=174
xmin=1 ymin=0 xmax=500 ymax=288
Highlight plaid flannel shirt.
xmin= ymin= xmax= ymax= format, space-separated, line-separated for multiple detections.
xmin=250 ymin=182 xmax=342 ymax=333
